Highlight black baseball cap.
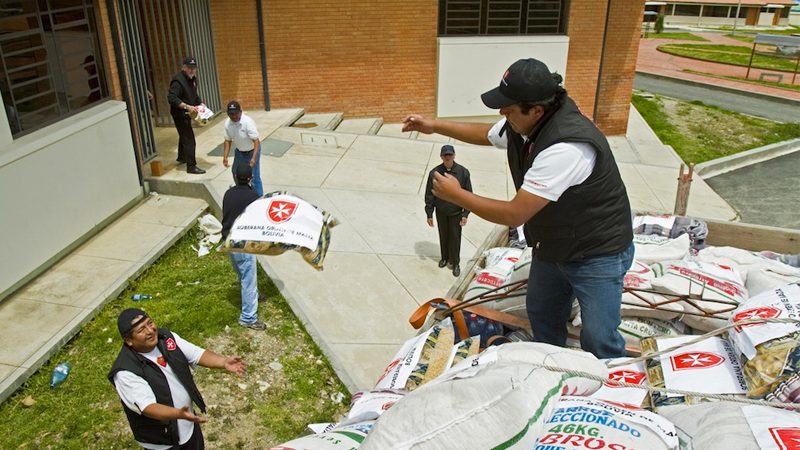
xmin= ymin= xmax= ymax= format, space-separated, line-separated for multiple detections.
xmin=182 ymin=56 xmax=197 ymax=67
xmin=234 ymin=163 xmax=252 ymax=184
xmin=226 ymin=101 xmax=242 ymax=114
xmin=481 ymin=58 xmax=562 ymax=109
xmin=440 ymin=144 xmax=455 ymax=156
xmin=118 ymin=308 xmax=149 ymax=337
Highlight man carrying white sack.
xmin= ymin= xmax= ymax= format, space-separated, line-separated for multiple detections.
xmin=402 ymin=58 xmax=633 ymax=358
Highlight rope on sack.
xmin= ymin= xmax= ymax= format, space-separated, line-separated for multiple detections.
xmin=529 ymin=360 xmax=800 ymax=410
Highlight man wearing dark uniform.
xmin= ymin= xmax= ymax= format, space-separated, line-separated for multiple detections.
xmin=425 ymin=144 xmax=472 ymax=277
xmin=167 ymin=56 xmax=205 ymax=174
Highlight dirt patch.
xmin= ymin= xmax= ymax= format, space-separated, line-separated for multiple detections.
xmin=659 ymin=96 xmax=761 ymax=150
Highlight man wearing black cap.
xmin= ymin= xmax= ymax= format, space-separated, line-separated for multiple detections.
xmin=425 ymin=144 xmax=472 ymax=277
xmin=402 ymin=58 xmax=633 ymax=358
xmin=222 ymin=100 xmax=263 ymax=196
xmin=221 ymin=164 xmax=266 ymax=330
xmin=108 ymin=308 xmax=246 ymax=449
xmin=167 ymin=56 xmax=205 ymax=174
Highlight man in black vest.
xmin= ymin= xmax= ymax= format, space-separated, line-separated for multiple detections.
xmin=167 ymin=56 xmax=205 ymax=174
xmin=108 ymin=308 xmax=246 ymax=449
xmin=402 ymin=58 xmax=633 ymax=358
xmin=425 ymin=144 xmax=472 ymax=277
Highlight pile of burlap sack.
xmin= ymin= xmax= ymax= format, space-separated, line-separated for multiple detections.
xmin=271 ymin=214 xmax=800 ymax=449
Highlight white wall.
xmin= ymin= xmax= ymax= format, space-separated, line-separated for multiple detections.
xmin=436 ymin=35 xmax=570 ymax=118
xmin=0 ymin=101 xmax=143 ymax=300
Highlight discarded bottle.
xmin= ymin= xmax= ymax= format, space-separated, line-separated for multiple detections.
xmin=50 ymin=362 xmax=71 ymax=389
xmin=131 ymin=294 xmax=152 ymax=301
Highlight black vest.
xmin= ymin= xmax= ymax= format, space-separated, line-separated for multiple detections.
xmin=108 ymin=329 xmax=206 ymax=446
xmin=169 ymin=72 xmax=201 ymax=115
xmin=505 ymin=94 xmax=632 ymax=262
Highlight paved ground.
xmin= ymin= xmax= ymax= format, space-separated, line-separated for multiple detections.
xmin=706 ymin=150 xmax=800 ymax=230
xmin=637 ymin=31 xmax=800 ymax=100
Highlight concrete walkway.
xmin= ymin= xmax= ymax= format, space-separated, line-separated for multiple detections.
xmin=0 ymin=102 xmax=740 ymax=403
xmin=0 ymin=195 xmax=207 ymax=404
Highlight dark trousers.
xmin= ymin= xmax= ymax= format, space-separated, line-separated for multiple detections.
xmin=436 ymin=210 xmax=462 ymax=266
xmin=171 ymin=112 xmax=197 ymax=167
xmin=167 ymin=423 xmax=204 ymax=450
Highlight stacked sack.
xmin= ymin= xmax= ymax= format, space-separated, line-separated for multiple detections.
xmin=463 ymin=247 xmax=531 ymax=318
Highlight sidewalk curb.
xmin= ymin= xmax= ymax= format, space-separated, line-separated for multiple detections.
xmin=635 ymin=71 xmax=800 ymax=107
xmin=695 ymin=138 xmax=800 ymax=179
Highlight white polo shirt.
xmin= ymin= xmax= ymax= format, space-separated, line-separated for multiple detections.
xmin=487 ymin=118 xmax=596 ymax=201
xmin=223 ymin=112 xmax=259 ymax=151
xmin=113 ymin=332 xmax=205 ymax=449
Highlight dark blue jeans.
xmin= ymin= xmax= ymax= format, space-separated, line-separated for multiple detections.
xmin=525 ymin=243 xmax=634 ymax=358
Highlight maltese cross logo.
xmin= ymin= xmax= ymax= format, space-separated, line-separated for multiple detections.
xmin=604 ymin=370 xmax=646 ymax=388
xmin=669 ymin=352 xmax=724 ymax=371
xmin=733 ymin=306 xmax=781 ymax=332
xmin=267 ymin=200 xmax=297 ymax=224
xmin=769 ymin=427 xmax=800 ymax=450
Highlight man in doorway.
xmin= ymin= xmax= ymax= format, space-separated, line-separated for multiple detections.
xmin=109 ymin=308 xmax=246 ymax=449
xmin=222 ymin=101 xmax=263 ymax=196
xmin=167 ymin=56 xmax=205 ymax=174
xmin=425 ymin=144 xmax=472 ymax=277
xmin=402 ymin=58 xmax=633 ymax=358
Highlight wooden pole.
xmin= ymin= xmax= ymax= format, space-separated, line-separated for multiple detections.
xmin=674 ymin=163 xmax=694 ymax=216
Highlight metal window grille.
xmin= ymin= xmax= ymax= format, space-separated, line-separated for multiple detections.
xmin=439 ymin=0 xmax=566 ymax=36
xmin=0 ymin=0 xmax=107 ymax=137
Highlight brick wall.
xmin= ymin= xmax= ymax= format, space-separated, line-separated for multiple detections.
xmin=211 ymin=0 xmax=438 ymax=122
xmin=209 ymin=1 xmax=264 ymax=110
xmin=95 ymin=0 xmax=122 ymax=100
xmin=565 ymin=0 xmax=608 ymax=121
xmin=594 ymin=0 xmax=644 ymax=135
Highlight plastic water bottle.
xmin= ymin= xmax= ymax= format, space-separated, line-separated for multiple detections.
xmin=131 ymin=294 xmax=152 ymax=301
xmin=50 ymin=362 xmax=71 ymax=389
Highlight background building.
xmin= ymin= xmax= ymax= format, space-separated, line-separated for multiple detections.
xmin=646 ymin=0 xmax=795 ymax=27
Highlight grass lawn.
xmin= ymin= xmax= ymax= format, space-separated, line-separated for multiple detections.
xmin=658 ymin=43 xmax=800 ymax=72
xmin=682 ymin=69 xmax=800 ymax=92
xmin=644 ymin=32 xmax=707 ymax=41
xmin=632 ymin=93 xmax=800 ymax=164
xmin=0 ymin=226 xmax=349 ymax=449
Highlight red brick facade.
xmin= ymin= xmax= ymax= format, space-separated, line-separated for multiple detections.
xmin=208 ymin=0 xmax=643 ymax=134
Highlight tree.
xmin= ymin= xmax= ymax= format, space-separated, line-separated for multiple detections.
xmin=655 ymin=14 xmax=665 ymax=34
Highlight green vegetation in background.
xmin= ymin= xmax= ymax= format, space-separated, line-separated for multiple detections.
xmin=631 ymin=94 xmax=800 ymax=165
xmin=645 ymin=32 xmax=707 ymax=41
xmin=721 ymin=25 xmax=800 ymax=36
xmin=0 ymin=227 xmax=349 ymax=449
xmin=682 ymin=69 xmax=800 ymax=92
xmin=658 ymin=43 xmax=800 ymax=72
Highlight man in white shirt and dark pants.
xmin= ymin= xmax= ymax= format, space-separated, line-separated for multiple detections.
xmin=108 ymin=308 xmax=247 ymax=449
xmin=222 ymin=101 xmax=263 ymax=196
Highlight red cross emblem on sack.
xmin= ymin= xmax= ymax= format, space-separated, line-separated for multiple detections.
xmin=165 ymin=338 xmax=177 ymax=351
xmin=604 ymin=370 xmax=646 ymax=388
xmin=267 ymin=200 xmax=297 ymax=224
xmin=733 ymin=306 xmax=781 ymax=332
xmin=669 ymin=352 xmax=724 ymax=371
xmin=770 ymin=427 xmax=800 ymax=450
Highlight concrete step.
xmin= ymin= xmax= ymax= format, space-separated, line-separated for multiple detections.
xmin=376 ymin=122 xmax=454 ymax=144
xmin=334 ymin=117 xmax=384 ymax=135
xmin=290 ymin=112 xmax=343 ymax=130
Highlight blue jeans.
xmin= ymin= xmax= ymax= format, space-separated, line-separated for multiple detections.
xmin=232 ymin=149 xmax=263 ymax=196
xmin=525 ymin=243 xmax=634 ymax=358
xmin=229 ymin=252 xmax=259 ymax=325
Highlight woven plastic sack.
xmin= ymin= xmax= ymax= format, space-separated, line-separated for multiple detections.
xmin=220 ymin=191 xmax=337 ymax=270
xmin=464 ymin=247 xmax=525 ymax=315
xmin=633 ymin=233 xmax=691 ymax=265
xmin=622 ymin=260 xmax=685 ymax=320
xmin=271 ymin=420 xmax=374 ymax=449
xmin=360 ymin=343 xmax=606 ymax=450
xmin=695 ymin=246 xmax=800 ymax=296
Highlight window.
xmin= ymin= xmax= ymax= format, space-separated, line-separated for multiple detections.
xmin=0 ymin=0 xmax=107 ymax=138
xmin=702 ymin=6 xmax=729 ymax=18
xmin=673 ymin=5 xmax=701 ymax=17
xmin=729 ymin=6 xmax=747 ymax=18
xmin=780 ymin=7 xmax=790 ymax=19
xmin=439 ymin=0 xmax=567 ymax=36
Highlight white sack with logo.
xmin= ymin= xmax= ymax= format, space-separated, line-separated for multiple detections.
xmin=465 ymin=247 xmax=527 ymax=317
xmin=726 ymin=283 xmax=800 ymax=402
xmin=346 ymin=390 xmax=405 ymax=423
xmin=742 ymin=405 xmax=800 ymax=450
xmin=633 ymin=233 xmax=691 ymax=265
xmin=618 ymin=317 xmax=686 ymax=355
xmin=270 ymin=420 xmax=374 ymax=450
xmin=534 ymin=396 xmax=678 ymax=450
xmin=373 ymin=325 xmax=439 ymax=391
xmin=591 ymin=358 xmax=650 ymax=407
xmin=658 ymin=402 xmax=758 ymax=450
xmin=650 ymin=260 xmax=748 ymax=331
xmin=359 ymin=343 xmax=605 ymax=450
xmin=695 ymin=246 xmax=800 ymax=296
xmin=622 ymin=260 xmax=685 ymax=320
xmin=220 ymin=191 xmax=337 ymax=270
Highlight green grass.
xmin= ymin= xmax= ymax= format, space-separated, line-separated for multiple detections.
xmin=658 ymin=43 xmax=800 ymax=72
xmin=644 ymin=32 xmax=707 ymax=41
xmin=0 ymin=226 xmax=349 ymax=449
xmin=721 ymin=25 xmax=800 ymax=36
xmin=632 ymin=94 xmax=800 ymax=164
xmin=682 ymin=69 xmax=800 ymax=92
